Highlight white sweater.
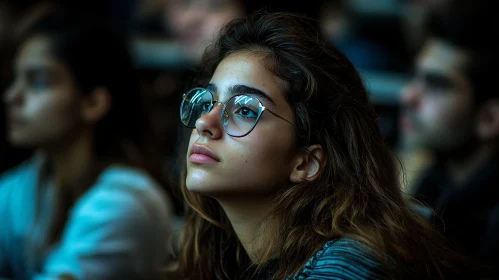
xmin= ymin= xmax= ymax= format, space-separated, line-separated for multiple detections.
xmin=0 ymin=156 xmax=173 ymax=280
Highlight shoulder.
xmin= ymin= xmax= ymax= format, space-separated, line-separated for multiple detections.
xmin=0 ymin=156 xmax=38 ymax=187
xmin=84 ymin=165 xmax=170 ymax=210
xmin=44 ymin=166 xmax=173 ymax=279
xmin=0 ymin=156 xmax=41 ymax=209
xmin=296 ymin=237 xmax=389 ymax=280
xmin=70 ymin=165 xmax=173 ymax=231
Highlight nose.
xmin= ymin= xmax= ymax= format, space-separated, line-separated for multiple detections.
xmin=194 ymin=103 xmax=223 ymax=139
xmin=400 ymin=80 xmax=422 ymax=110
xmin=2 ymin=81 xmax=24 ymax=105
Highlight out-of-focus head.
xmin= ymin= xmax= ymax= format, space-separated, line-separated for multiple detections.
xmin=163 ymin=0 xmax=245 ymax=64
xmin=163 ymin=0 xmax=323 ymax=65
xmin=3 ymin=15 xmax=147 ymax=159
xmin=400 ymin=4 xmax=499 ymax=155
xmin=3 ymin=33 xmax=82 ymax=149
xmin=400 ymin=37 xmax=475 ymax=153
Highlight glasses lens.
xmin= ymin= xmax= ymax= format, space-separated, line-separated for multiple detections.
xmin=180 ymin=88 xmax=212 ymax=127
xmin=223 ymin=95 xmax=263 ymax=136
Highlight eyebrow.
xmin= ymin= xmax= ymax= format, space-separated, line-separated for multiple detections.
xmin=207 ymin=83 xmax=276 ymax=106
xmin=20 ymin=65 xmax=57 ymax=76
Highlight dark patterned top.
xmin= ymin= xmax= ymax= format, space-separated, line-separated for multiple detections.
xmin=289 ymin=237 xmax=389 ymax=279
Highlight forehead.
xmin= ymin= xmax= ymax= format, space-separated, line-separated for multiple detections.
xmin=210 ymin=51 xmax=286 ymax=100
xmin=417 ymin=38 xmax=470 ymax=78
xmin=17 ymin=36 xmax=54 ymax=67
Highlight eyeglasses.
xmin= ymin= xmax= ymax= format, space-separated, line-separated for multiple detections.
xmin=180 ymin=87 xmax=293 ymax=137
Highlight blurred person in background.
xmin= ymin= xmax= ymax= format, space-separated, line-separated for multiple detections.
xmin=0 ymin=14 xmax=173 ymax=279
xmin=162 ymin=0 xmax=323 ymax=66
xmin=0 ymin=0 xmax=57 ymax=174
xmin=0 ymin=0 xmax=122 ymax=173
xmin=173 ymin=11 xmax=469 ymax=280
xmin=400 ymin=3 xmax=499 ymax=278
xmin=162 ymin=0 xmax=245 ymax=66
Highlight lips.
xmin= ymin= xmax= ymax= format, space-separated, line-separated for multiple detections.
xmin=189 ymin=144 xmax=220 ymax=163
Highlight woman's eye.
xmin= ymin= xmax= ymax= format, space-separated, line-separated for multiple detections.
xmin=27 ymin=71 xmax=53 ymax=90
xmin=235 ymin=106 xmax=257 ymax=118
xmin=201 ymin=102 xmax=211 ymax=111
xmin=32 ymin=78 xmax=48 ymax=89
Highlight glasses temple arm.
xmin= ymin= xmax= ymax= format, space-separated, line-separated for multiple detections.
xmin=265 ymin=108 xmax=293 ymax=125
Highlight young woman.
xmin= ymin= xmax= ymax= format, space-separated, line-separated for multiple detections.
xmin=0 ymin=16 xmax=173 ymax=279
xmin=175 ymin=11 xmax=468 ymax=279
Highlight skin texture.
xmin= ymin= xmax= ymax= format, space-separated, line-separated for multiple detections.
xmin=186 ymin=51 xmax=296 ymax=198
xmin=184 ymin=50 xmax=324 ymax=262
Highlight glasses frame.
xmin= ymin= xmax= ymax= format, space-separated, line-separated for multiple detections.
xmin=180 ymin=87 xmax=293 ymax=137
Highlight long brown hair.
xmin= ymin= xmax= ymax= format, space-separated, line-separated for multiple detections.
xmin=177 ymin=11 xmax=467 ymax=279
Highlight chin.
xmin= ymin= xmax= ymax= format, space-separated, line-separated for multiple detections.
xmin=186 ymin=175 xmax=211 ymax=193
xmin=185 ymin=178 xmax=233 ymax=198
xmin=186 ymin=180 xmax=216 ymax=194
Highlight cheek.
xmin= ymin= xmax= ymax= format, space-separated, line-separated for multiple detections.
xmin=26 ymin=92 xmax=80 ymax=135
xmin=236 ymin=127 xmax=294 ymax=170
xmin=187 ymin=130 xmax=198 ymax=154
xmin=422 ymin=97 xmax=468 ymax=126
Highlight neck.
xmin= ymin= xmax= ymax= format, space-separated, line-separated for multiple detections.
xmin=217 ymin=194 xmax=278 ymax=263
xmin=444 ymin=143 xmax=497 ymax=186
xmin=41 ymin=131 xmax=97 ymax=188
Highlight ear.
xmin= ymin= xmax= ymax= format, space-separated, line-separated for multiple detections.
xmin=289 ymin=144 xmax=325 ymax=184
xmin=80 ymin=87 xmax=112 ymax=123
xmin=476 ymin=99 xmax=499 ymax=140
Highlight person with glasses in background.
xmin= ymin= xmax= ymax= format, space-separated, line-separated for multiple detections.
xmin=170 ymin=11 xmax=470 ymax=280
xmin=0 ymin=14 xmax=173 ymax=280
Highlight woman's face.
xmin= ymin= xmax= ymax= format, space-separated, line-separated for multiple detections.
xmin=185 ymin=51 xmax=297 ymax=197
xmin=3 ymin=35 xmax=82 ymax=149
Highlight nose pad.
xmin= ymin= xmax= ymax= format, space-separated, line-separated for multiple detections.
xmin=210 ymin=100 xmax=225 ymax=120
xmin=212 ymin=100 xmax=223 ymax=108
